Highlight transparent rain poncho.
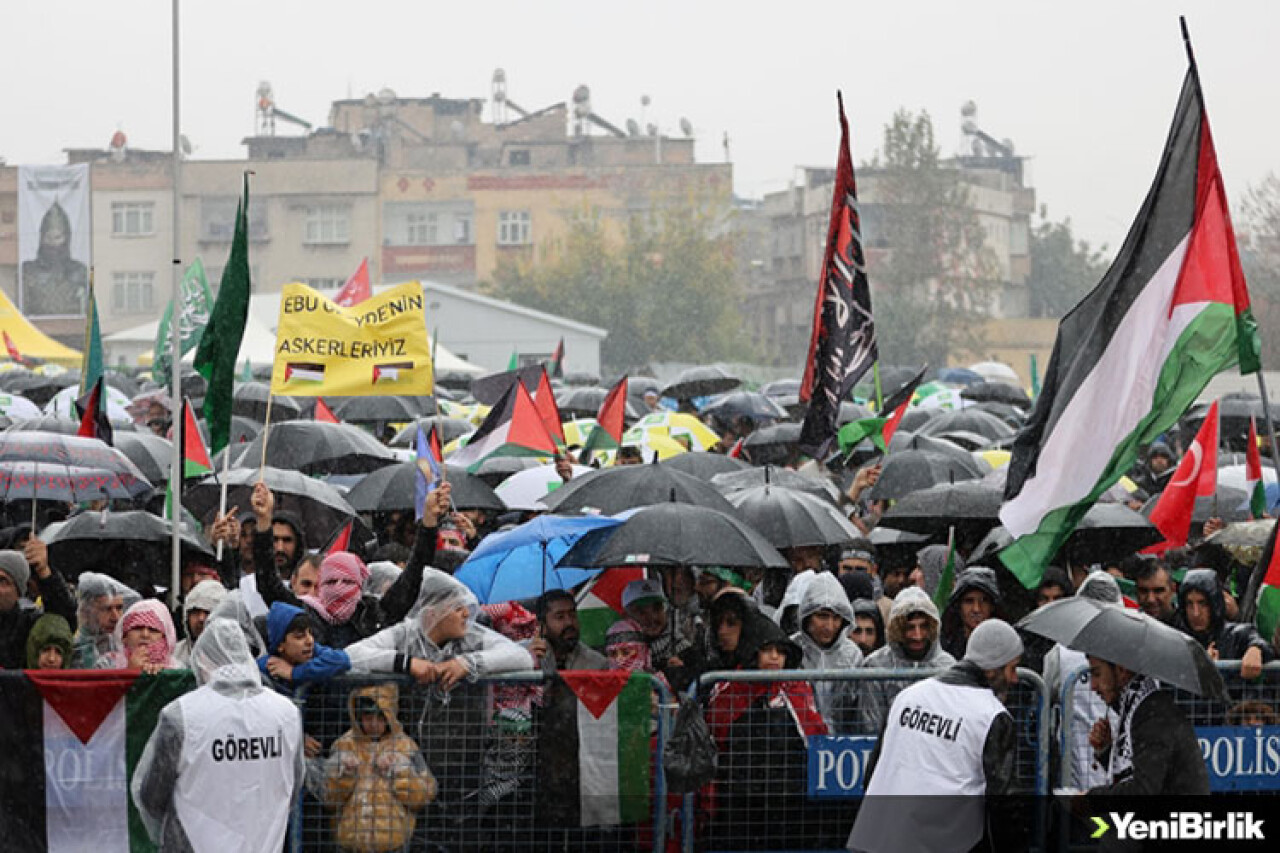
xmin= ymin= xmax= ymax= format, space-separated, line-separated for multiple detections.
xmin=190 ymin=616 xmax=265 ymax=694
xmin=363 ymin=560 xmax=403 ymax=600
xmin=207 ymin=588 xmax=269 ymax=659
xmin=100 ymin=598 xmax=180 ymax=670
xmin=72 ymin=572 xmax=140 ymax=669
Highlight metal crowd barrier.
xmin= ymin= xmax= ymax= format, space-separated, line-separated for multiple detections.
xmin=684 ymin=667 xmax=1052 ymax=853
xmin=293 ymin=671 xmax=672 ymax=853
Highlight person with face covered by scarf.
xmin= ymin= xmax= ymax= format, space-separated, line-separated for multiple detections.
xmin=250 ymin=481 xmax=450 ymax=648
xmin=101 ymin=599 xmax=182 ymax=673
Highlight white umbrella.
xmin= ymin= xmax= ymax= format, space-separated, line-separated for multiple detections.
xmin=43 ymin=384 xmax=132 ymax=424
xmin=495 ymin=463 xmax=590 ymax=511
xmin=0 ymin=393 xmax=41 ymax=420
xmin=967 ymin=360 xmax=1021 ymax=387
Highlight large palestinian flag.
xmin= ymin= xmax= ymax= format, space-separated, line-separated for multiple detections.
xmin=0 ymin=670 xmax=194 ymax=852
xmin=999 ymin=60 xmax=1260 ymax=588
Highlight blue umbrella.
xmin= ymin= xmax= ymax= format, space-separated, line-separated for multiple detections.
xmin=455 ymin=514 xmax=625 ymax=604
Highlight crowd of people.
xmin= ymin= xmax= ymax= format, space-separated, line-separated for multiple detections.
xmin=0 ymin=375 xmax=1274 ymax=852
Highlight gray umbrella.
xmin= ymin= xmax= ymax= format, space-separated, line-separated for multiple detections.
xmin=658 ymin=451 xmax=750 ymax=480
xmin=542 ymin=463 xmax=739 ymax=517
xmin=660 ymin=365 xmax=741 ymax=400
xmin=114 ymin=432 xmax=173 ymax=483
xmin=711 ymin=465 xmax=842 ymax=506
xmin=917 ymin=409 xmax=1015 ymax=442
xmin=1017 ymin=597 xmax=1225 ymax=698
xmin=725 ymin=484 xmax=860 ymax=549
xmin=869 ymin=449 xmax=981 ymax=501
xmin=184 ymin=465 xmax=356 ymax=549
xmin=879 ymin=480 xmax=1004 ymax=534
xmin=233 ymin=420 xmax=397 ymax=476
xmin=1140 ymin=485 xmax=1251 ymax=524
xmin=583 ymin=502 xmax=787 ymax=570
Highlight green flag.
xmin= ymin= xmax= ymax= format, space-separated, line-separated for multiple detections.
xmin=240 ymin=357 xmax=253 ymax=382
xmin=80 ymin=272 xmax=103 ymax=393
xmin=1029 ymin=353 xmax=1041 ymax=400
xmin=932 ymin=528 xmax=957 ymax=612
xmin=507 ymin=350 xmax=519 ymax=371
xmin=193 ymin=174 xmax=252 ymax=455
xmin=153 ymin=257 xmax=214 ymax=384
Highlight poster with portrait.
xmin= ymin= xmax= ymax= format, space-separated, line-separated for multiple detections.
xmin=18 ymin=164 xmax=91 ymax=318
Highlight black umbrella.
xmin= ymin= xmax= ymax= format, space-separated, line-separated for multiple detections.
xmin=711 ymin=465 xmax=842 ymax=506
xmin=879 ymin=480 xmax=1004 ymax=534
xmin=557 ymin=387 xmax=641 ymax=420
xmin=725 ymin=485 xmax=860 ymax=549
xmin=0 ymin=461 xmax=153 ymax=503
xmin=0 ymin=432 xmax=149 ymax=476
xmin=760 ymin=378 xmax=801 ymax=398
xmin=917 ymin=409 xmax=1015 ymax=442
xmin=114 ymin=432 xmax=174 ymax=483
xmin=887 ymin=431 xmax=981 ymax=469
xmin=966 ymin=401 xmax=1029 ymax=429
xmin=44 ymin=509 xmax=215 ymax=585
xmin=580 ymin=503 xmax=787 ymax=570
xmin=8 ymin=414 xmax=137 ymax=434
xmin=869 ymin=450 xmax=981 ymax=501
xmin=1017 ymin=597 xmax=1225 ymax=697
xmin=232 ymin=382 xmax=302 ymax=423
xmin=184 ymin=466 xmax=356 ymax=548
xmin=344 ymin=462 xmax=505 ymax=513
xmin=1140 ymin=485 xmax=1250 ymax=525
xmin=471 ymin=365 xmax=543 ymax=406
xmin=234 ymin=421 xmax=398 ymax=476
xmin=1060 ymin=503 xmax=1163 ymax=565
xmin=390 ymin=416 xmax=474 ymax=448
xmin=469 ymin=455 xmax=545 ymax=489
xmin=0 ymin=371 xmax=78 ymax=407
xmin=897 ymin=408 xmax=937 ymax=434
xmin=104 ymin=371 xmax=141 ymax=398
xmin=542 ymin=463 xmax=739 ymax=517
xmin=660 ymin=365 xmax=741 ymax=400
xmin=740 ymin=423 xmax=802 ymax=465
xmin=961 ymin=381 xmax=1031 ymax=407
xmin=700 ymin=391 xmax=787 ymax=422
xmin=930 ymin=430 xmax=996 ymax=452
xmin=331 ymin=395 xmax=423 ymax=424
xmin=658 ymin=452 xmax=750 ymax=480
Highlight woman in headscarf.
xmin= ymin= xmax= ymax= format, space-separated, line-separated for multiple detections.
xmin=101 ymin=599 xmax=181 ymax=672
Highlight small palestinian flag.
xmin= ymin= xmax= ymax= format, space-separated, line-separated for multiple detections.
xmin=75 ymin=376 xmax=113 ymax=446
xmin=314 ymin=398 xmax=340 ymax=424
xmin=838 ymin=365 xmax=926 ymax=453
xmin=447 ymin=380 xmax=558 ymax=472
xmin=373 ymin=361 xmax=414 ymax=383
xmin=0 ymin=670 xmax=194 ymax=852
xmin=532 ymin=367 xmax=567 ymax=447
xmin=180 ymin=397 xmax=213 ymax=479
xmin=574 ymin=566 xmax=643 ymax=649
xmin=1247 ymin=416 xmax=1267 ymax=519
xmin=285 ymin=362 xmax=325 ymax=384
xmin=580 ymin=375 xmax=628 ymax=465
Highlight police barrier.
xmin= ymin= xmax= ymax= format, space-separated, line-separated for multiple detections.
xmin=683 ymin=667 xmax=1052 ymax=853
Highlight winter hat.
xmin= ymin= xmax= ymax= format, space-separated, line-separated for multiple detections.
xmin=963 ymin=618 xmax=1024 ymax=670
xmin=303 ymin=551 xmax=370 ymax=625
xmin=0 ymin=550 xmax=30 ymax=594
xmin=839 ymin=570 xmax=876 ymax=603
xmin=622 ymin=578 xmax=665 ymax=610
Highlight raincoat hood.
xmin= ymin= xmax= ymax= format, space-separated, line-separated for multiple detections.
xmin=1076 ymin=571 xmax=1123 ymax=607
xmin=797 ymin=571 xmax=854 ymax=631
xmin=946 ymin=566 xmax=1001 ymax=611
xmin=266 ymin=601 xmax=310 ymax=654
xmin=75 ymin=571 xmax=140 ymax=643
xmin=752 ymin=611 xmax=803 ymax=669
xmin=709 ymin=588 xmax=764 ymax=669
xmin=193 ymin=617 xmax=264 ymax=694
xmin=182 ymin=579 xmax=227 ymax=628
xmin=917 ymin=545 xmax=963 ymax=598
xmin=364 ymin=561 xmax=402 ymax=599
xmin=1175 ymin=568 xmax=1226 ymax=637
xmin=776 ymin=569 xmax=816 ymax=625
xmin=208 ymin=589 xmax=269 ymax=658
xmin=27 ymin=613 xmax=73 ymax=668
xmin=347 ymin=682 xmax=403 ymax=740
xmin=410 ymin=567 xmax=479 ymax=640
xmin=852 ymin=598 xmax=886 ymax=648
xmin=886 ymin=587 xmax=942 ymax=650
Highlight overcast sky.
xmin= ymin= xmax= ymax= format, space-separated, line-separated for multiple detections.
xmin=3 ymin=1 xmax=1277 ymax=251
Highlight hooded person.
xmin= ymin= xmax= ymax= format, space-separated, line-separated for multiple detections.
xmin=913 ymin=544 xmax=963 ymax=601
xmin=707 ymin=587 xmax=765 ymax=671
xmin=101 ymin=599 xmax=182 ymax=671
xmin=322 ymin=683 xmax=436 ymax=853
xmin=26 ymin=613 xmax=73 ymax=669
xmin=849 ymin=598 xmax=886 ymax=657
xmin=71 ymin=572 xmax=139 ymax=668
xmin=257 ymin=602 xmax=351 ymax=694
xmin=939 ymin=566 xmax=1002 ymax=660
xmin=1134 ymin=440 xmax=1177 ymax=496
xmin=790 ymin=571 xmax=863 ymax=732
xmin=173 ymin=580 xmax=228 ymax=666
xmin=363 ymin=561 xmax=403 ymax=600
xmin=849 ymin=619 xmax=1022 ymax=853
xmin=859 ymin=587 xmax=956 ymax=732
xmin=132 ymin=619 xmax=305 ymax=853
xmin=0 ymin=548 xmax=76 ymax=670
xmin=1173 ymin=568 xmax=1271 ymax=678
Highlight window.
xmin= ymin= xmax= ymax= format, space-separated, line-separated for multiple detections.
xmin=304 ymin=204 xmax=350 ymax=245
xmin=111 ymin=271 xmax=155 ymax=314
xmin=406 ymin=212 xmax=438 ymax=246
xmin=454 ymin=214 xmax=473 ymax=245
xmin=111 ymin=202 xmax=154 ymax=236
xmin=305 ymin=278 xmax=344 ymax=291
xmin=508 ymin=149 xmax=531 ymax=166
xmin=497 ymin=210 xmax=531 ymax=246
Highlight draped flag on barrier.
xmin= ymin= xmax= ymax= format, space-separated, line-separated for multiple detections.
xmin=0 ymin=670 xmax=194 ymax=853
xmin=558 ymin=671 xmax=651 ymax=827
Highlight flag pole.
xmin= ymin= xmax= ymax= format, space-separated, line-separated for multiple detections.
xmin=1254 ymin=373 xmax=1280 ymax=484
xmin=31 ymin=462 xmax=38 ymax=530
xmin=168 ymin=0 xmax=184 ymax=610
xmin=215 ymin=439 xmax=231 ymax=560
xmin=258 ymin=394 xmax=274 ymax=480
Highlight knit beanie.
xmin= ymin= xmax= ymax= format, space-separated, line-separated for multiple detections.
xmin=963 ymin=618 xmax=1024 ymax=669
xmin=0 ymin=551 xmax=31 ymax=595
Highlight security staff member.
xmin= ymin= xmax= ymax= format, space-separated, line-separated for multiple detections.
xmin=133 ymin=619 xmax=304 ymax=853
xmin=848 ymin=619 xmax=1022 ymax=853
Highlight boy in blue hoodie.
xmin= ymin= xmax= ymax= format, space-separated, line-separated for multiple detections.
xmin=258 ymin=601 xmax=352 ymax=695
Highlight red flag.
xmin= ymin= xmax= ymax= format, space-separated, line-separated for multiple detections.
xmin=3 ymin=331 xmax=24 ymax=364
xmin=333 ymin=257 xmax=371 ymax=308
xmin=428 ymin=423 xmax=444 ymax=465
xmin=1144 ymin=400 xmax=1219 ymax=553
xmin=75 ymin=376 xmax=113 ymax=445
xmin=532 ymin=367 xmax=566 ymax=447
xmin=596 ymin=375 xmax=628 ymax=445
xmin=325 ymin=520 xmax=353 ymax=554
xmin=314 ymin=398 xmax=340 ymax=423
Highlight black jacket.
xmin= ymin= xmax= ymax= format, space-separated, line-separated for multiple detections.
xmin=1089 ymin=688 xmax=1209 ymax=797
xmin=940 ymin=567 xmax=1003 ymax=661
xmin=1173 ymin=568 xmax=1272 ymax=664
xmin=0 ymin=569 xmax=76 ymax=670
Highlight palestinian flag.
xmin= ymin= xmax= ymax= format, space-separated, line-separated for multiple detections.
xmin=180 ymin=396 xmax=213 ymax=479
xmin=837 ymin=365 xmax=926 ymax=453
xmin=75 ymin=375 xmax=112 ymax=446
xmin=372 ymin=361 xmax=413 ymax=384
xmin=285 ymin=362 xmax=325 ymax=384
xmin=325 ymin=520 xmax=353 ymax=554
xmin=0 ymin=670 xmax=193 ymax=852
xmin=447 ymin=380 xmax=557 ymax=472
xmin=1143 ymin=401 xmax=1218 ymax=554
xmin=1249 ymin=518 xmax=1280 ymax=645
xmin=532 ymin=367 xmax=567 ymax=447
xmin=314 ymin=398 xmax=340 ymax=424
xmin=549 ymin=337 xmax=566 ymax=379
xmin=556 ymin=671 xmax=651 ymax=827
xmin=575 ymin=567 xmax=643 ymax=649
xmin=1247 ymin=416 xmax=1267 ymax=519
xmin=999 ymin=59 xmax=1260 ymax=588
xmin=580 ymin=375 xmax=628 ymax=465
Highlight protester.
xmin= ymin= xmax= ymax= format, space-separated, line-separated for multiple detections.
xmin=292 ymin=554 xmax=321 ymax=598
xmin=71 ymin=571 xmax=137 ymax=668
xmin=939 ymin=566 xmax=1002 ymax=659
xmin=706 ymin=587 xmax=762 ymax=671
xmin=622 ymin=577 xmax=700 ymax=690
xmin=859 ymin=587 xmax=955 ymax=731
xmin=849 ymin=619 xmax=1023 ymax=853
xmin=849 ymin=598 xmax=886 ymax=657
xmin=530 ymin=589 xmax=607 ymax=671
xmin=911 ymin=544 xmax=961 ymax=601
xmin=257 ymin=602 xmax=351 ymax=694
xmin=0 ymin=548 xmax=75 ymax=670
xmin=101 ymin=599 xmax=181 ymax=672
xmin=1133 ymin=559 xmax=1177 ymax=624
xmin=269 ymin=511 xmax=307 ymax=580
xmin=26 ymin=613 xmax=73 ymax=669
xmin=791 ymin=571 xmax=863 ymax=732
xmin=173 ymin=579 xmax=227 ymax=666
xmin=694 ymin=566 xmax=746 ymax=609
xmin=322 ymin=684 xmax=436 ymax=853
xmin=1036 ymin=566 xmax=1073 ymax=607
xmin=1133 ymin=441 xmax=1176 ymax=496
xmin=132 ymin=619 xmax=305 ymax=852
xmin=1172 ymin=568 xmax=1271 ymax=679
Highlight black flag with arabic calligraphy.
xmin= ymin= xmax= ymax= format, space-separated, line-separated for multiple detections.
xmin=798 ymin=92 xmax=877 ymax=458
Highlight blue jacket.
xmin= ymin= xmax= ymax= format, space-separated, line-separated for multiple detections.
xmin=258 ymin=601 xmax=351 ymax=692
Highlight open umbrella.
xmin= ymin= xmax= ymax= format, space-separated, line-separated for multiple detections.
xmin=1018 ymin=596 xmax=1225 ymax=697
xmin=184 ymin=466 xmax=355 ymax=548
xmin=658 ymin=452 xmax=750 ymax=480
xmin=626 ymin=412 xmax=720 ymax=452
xmin=711 ymin=465 xmax=842 ymax=505
xmin=0 ymin=393 xmax=41 ymax=421
xmin=8 ymin=414 xmax=137 ymax=435
xmin=114 ymin=432 xmax=174 ymax=483
xmin=0 ymin=461 xmax=153 ymax=503
xmin=234 ymin=420 xmax=398 ymax=476
xmin=232 ymin=382 xmax=302 ymax=423
xmin=879 ymin=480 xmax=1003 ymax=534
xmin=887 ymin=431 xmax=981 ymax=468
xmin=917 ymin=409 xmax=1015 ymax=442
xmin=331 ymin=395 xmax=424 ymax=424
xmin=961 ymin=381 xmax=1031 ymax=407
xmin=700 ymin=391 xmax=787 ymax=422
xmin=470 ymin=364 xmax=543 ymax=406
xmin=44 ymin=384 xmax=133 ymax=424
xmin=469 ymin=455 xmax=546 ymax=489
xmin=455 ymin=514 xmax=623 ymax=603
xmin=968 ymin=361 xmax=1021 ymax=387
xmin=0 ymin=371 xmax=77 ymax=407
xmin=43 ymin=509 xmax=215 ymax=586
xmin=660 ymin=365 xmax=741 ymax=400
xmin=494 ymin=463 xmax=590 ymax=511
xmin=583 ymin=503 xmax=787 ymax=570
xmin=740 ymin=423 xmax=802 ymax=465
xmin=868 ymin=450 xmax=981 ymax=501
xmin=725 ymin=485 xmax=860 ymax=550
xmin=541 ymin=463 xmax=739 ymax=517
xmin=390 ymin=416 xmax=474 ymax=448
xmin=0 ymin=432 xmax=149 ymax=477
xmin=1140 ymin=485 xmax=1251 ymax=525
xmin=344 ymin=462 xmax=505 ymax=513
xmin=557 ymin=387 xmax=641 ymax=421
xmin=1059 ymin=503 xmax=1164 ymax=564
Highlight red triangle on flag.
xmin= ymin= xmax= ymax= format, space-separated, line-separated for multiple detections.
xmin=596 ymin=375 xmax=628 ymax=445
xmin=509 ymin=382 xmax=560 ymax=455
xmin=182 ymin=397 xmax=213 ymax=476
xmin=326 ymin=520 xmax=353 ymax=554
xmin=560 ymin=669 xmax=633 ymax=720
xmin=532 ymin=367 xmax=566 ymax=446
xmin=28 ymin=670 xmax=137 ymax=746
xmin=315 ymin=398 xmax=340 ymax=424
xmin=587 ymin=567 xmax=644 ymax=614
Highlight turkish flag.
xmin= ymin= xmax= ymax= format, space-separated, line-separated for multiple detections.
xmin=1144 ymin=400 xmax=1219 ymax=553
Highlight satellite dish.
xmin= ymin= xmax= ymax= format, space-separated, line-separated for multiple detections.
xmin=679 ymin=117 xmax=693 ymax=137
xmin=626 ymin=119 xmax=640 ymax=137
xmin=179 ymin=134 xmax=193 ymax=156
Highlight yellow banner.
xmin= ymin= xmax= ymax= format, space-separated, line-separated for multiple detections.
xmin=270 ymin=281 xmax=433 ymax=396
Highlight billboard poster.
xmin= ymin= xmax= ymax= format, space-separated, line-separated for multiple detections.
xmin=18 ymin=164 xmax=91 ymax=317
